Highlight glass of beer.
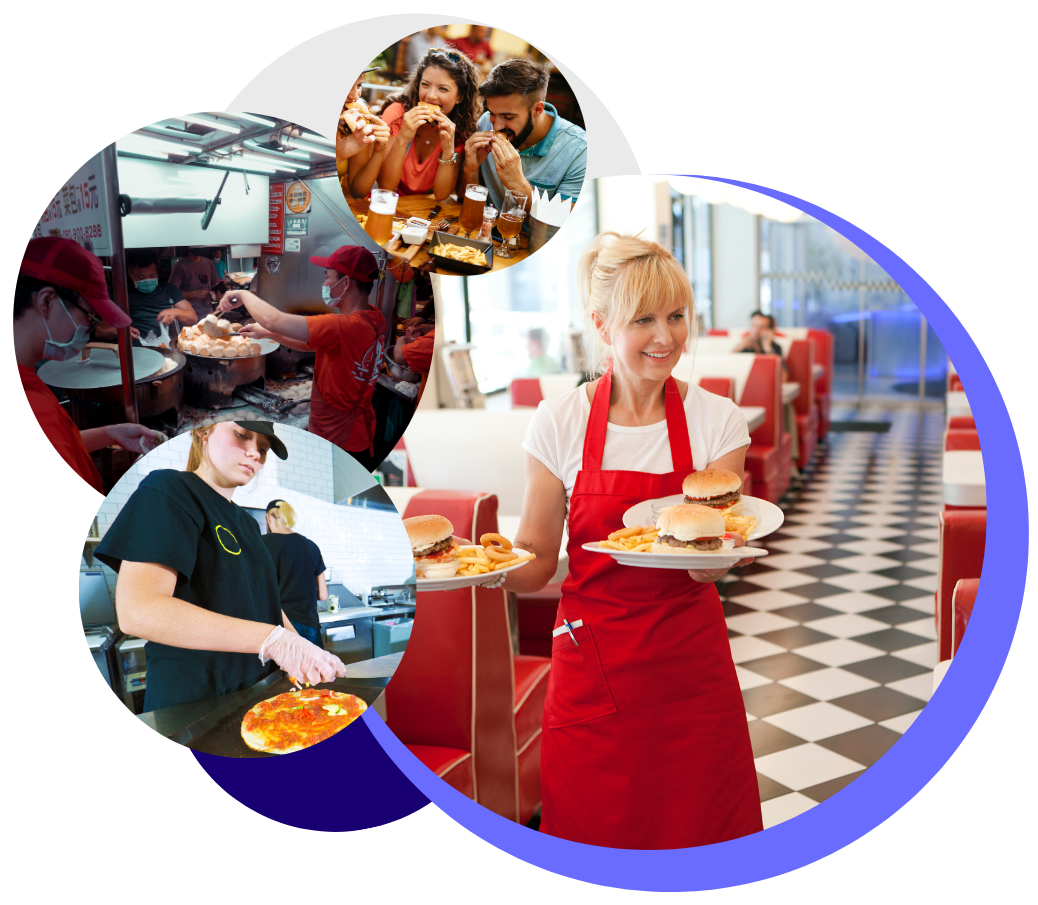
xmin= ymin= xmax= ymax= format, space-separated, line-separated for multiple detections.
xmin=459 ymin=184 xmax=489 ymax=233
xmin=495 ymin=190 xmax=527 ymax=258
xmin=365 ymin=189 xmax=399 ymax=245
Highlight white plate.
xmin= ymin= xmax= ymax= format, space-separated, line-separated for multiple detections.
xmin=416 ymin=557 xmax=532 ymax=592
xmin=581 ymin=542 xmax=769 ymax=570
xmin=622 ymin=493 xmax=784 ymax=541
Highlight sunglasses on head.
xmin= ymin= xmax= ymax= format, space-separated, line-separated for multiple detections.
xmin=429 ymin=48 xmax=464 ymax=64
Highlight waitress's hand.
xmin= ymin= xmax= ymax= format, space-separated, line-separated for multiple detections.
xmin=687 ymin=535 xmax=753 ymax=584
xmin=259 ymin=626 xmax=348 ymax=687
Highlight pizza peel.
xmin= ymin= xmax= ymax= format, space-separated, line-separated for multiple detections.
xmin=153 ymin=672 xmax=387 ymax=757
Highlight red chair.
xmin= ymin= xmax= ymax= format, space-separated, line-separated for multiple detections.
xmin=742 ymin=355 xmax=784 ymax=503
xmin=392 ymin=438 xmax=418 ymax=487
xmin=948 ymin=416 xmax=976 ymax=431
xmin=944 ymin=430 xmax=981 ymax=451
xmin=516 ymin=581 xmax=563 ymax=658
xmin=698 ymin=376 xmax=736 ymax=400
xmin=707 ymin=329 xmax=729 ymax=336
xmin=807 ymin=329 xmax=833 ymax=441
xmin=949 ymin=374 xmax=963 ymax=392
xmin=787 ymin=338 xmax=818 ymax=470
xmin=510 ymin=378 xmax=543 ymax=408
xmin=936 ymin=510 xmax=986 ymax=661
xmin=952 ymin=578 xmax=979 ymax=656
xmin=387 ymin=491 xmax=550 ymax=824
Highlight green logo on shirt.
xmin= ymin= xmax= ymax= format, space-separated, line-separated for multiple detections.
xmin=215 ymin=525 xmax=241 ymax=555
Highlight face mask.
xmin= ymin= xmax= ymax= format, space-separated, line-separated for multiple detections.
xmin=42 ymin=298 xmax=92 ymax=362
xmin=322 ymin=275 xmax=347 ymax=307
xmin=134 ymin=278 xmax=159 ymax=293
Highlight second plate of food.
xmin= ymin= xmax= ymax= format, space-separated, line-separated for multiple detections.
xmin=416 ymin=557 xmax=533 ymax=592
xmin=581 ymin=543 xmax=769 ymax=570
xmin=622 ymin=494 xmax=784 ymax=540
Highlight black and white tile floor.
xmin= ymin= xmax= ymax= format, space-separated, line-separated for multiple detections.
xmin=721 ymin=406 xmax=946 ymax=828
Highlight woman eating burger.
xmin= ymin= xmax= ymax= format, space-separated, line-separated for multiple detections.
xmin=375 ymin=48 xmax=483 ymax=201
xmin=95 ymin=422 xmax=347 ymax=713
xmin=500 ymin=232 xmax=763 ymax=848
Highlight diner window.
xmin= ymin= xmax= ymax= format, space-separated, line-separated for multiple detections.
xmin=438 ymin=181 xmax=599 ymax=394
xmin=760 ymin=217 xmax=947 ymax=401
xmin=670 ymin=190 xmax=714 ymax=331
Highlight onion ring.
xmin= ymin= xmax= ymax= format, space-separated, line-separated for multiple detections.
xmin=480 ymin=533 xmax=512 ymax=552
xmin=484 ymin=546 xmax=518 ymax=564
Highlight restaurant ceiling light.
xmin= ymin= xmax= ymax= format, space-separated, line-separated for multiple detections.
xmin=120 ymin=133 xmax=202 ymax=158
xmin=204 ymin=155 xmax=280 ymax=173
xmin=115 ymin=141 xmax=167 ymax=161
xmin=240 ymin=150 xmax=310 ymax=170
xmin=299 ymin=132 xmax=334 ymax=148
xmin=177 ymin=113 xmax=240 ymax=134
xmin=243 ymin=139 xmax=310 ymax=160
xmin=285 ymin=137 xmax=336 ymax=158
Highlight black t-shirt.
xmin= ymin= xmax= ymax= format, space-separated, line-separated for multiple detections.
xmin=261 ymin=533 xmax=326 ymax=631
xmin=127 ymin=282 xmax=186 ymax=344
xmin=95 ymin=469 xmax=282 ymax=712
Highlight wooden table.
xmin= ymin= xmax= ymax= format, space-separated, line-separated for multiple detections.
xmin=348 ymin=194 xmax=530 ymax=274
xmin=943 ymin=449 xmax=985 ymax=507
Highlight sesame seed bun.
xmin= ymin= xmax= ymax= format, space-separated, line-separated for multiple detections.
xmin=682 ymin=469 xmax=743 ymax=499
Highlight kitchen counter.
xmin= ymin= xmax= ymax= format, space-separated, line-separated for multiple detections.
xmin=318 ymin=605 xmax=414 ymax=624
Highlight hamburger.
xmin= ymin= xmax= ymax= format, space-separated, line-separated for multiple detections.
xmin=682 ymin=469 xmax=743 ymax=517
xmin=403 ymin=514 xmax=459 ymax=570
xmin=338 ymin=99 xmax=372 ymax=136
xmin=416 ymin=101 xmax=442 ymax=122
xmin=651 ymin=505 xmax=727 ymax=553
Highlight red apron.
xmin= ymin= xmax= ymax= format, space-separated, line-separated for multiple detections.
xmin=307 ymin=378 xmax=367 ymax=453
xmin=540 ymin=369 xmax=762 ymax=849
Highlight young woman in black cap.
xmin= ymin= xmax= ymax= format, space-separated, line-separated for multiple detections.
xmin=96 ymin=421 xmax=347 ymax=713
xmin=262 ymin=499 xmax=329 ymax=650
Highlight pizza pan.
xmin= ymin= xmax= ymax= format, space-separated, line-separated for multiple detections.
xmin=165 ymin=673 xmax=386 ymax=757
xmin=38 ymin=345 xmax=166 ymax=389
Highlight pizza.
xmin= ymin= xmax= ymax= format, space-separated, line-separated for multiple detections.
xmin=240 ymin=688 xmax=368 ymax=754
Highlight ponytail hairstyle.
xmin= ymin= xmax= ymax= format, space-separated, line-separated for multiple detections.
xmin=266 ymin=500 xmax=297 ymax=529
xmin=577 ymin=232 xmax=695 ymax=374
xmin=186 ymin=425 xmax=216 ymax=472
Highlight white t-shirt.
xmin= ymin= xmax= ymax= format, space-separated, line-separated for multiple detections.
xmin=522 ymin=383 xmax=751 ymax=506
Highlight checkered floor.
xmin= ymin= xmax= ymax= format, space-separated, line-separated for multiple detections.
xmin=721 ymin=405 xmax=946 ymax=828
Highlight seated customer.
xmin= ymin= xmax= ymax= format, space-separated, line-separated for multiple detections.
xmin=169 ymin=248 xmax=219 ymax=321
xmin=96 ymin=248 xmax=197 ymax=344
xmin=463 ymin=59 xmax=587 ymax=211
xmin=376 ymin=48 xmax=483 ymax=201
xmin=734 ymin=311 xmax=788 ymax=380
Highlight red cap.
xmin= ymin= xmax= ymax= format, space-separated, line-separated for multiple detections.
xmin=20 ymin=238 xmax=132 ymax=328
xmin=309 ymin=244 xmax=379 ymax=282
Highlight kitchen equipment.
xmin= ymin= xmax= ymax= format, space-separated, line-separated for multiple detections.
xmin=43 ymin=344 xmax=186 ymax=432
xmin=81 ymin=571 xmax=120 ymax=694
xmin=526 ymin=214 xmax=562 ymax=255
xmin=266 ymin=344 xmax=314 ymax=379
xmin=179 ymin=337 xmax=279 ymax=408
xmin=373 ymin=619 xmax=413 ymax=657
xmin=368 ymin=584 xmax=415 ymax=608
xmin=117 ymin=637 xmax=148 ymax=710
xmin=384 ymin=348 xmax=421 ymax=384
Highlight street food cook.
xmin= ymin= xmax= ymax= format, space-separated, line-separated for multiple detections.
xmin=241 ymin=687 xmax=367 ymax=754
xmin=14 ymin=237 xmax=167 ymax=492
xmin=94 ymin=421 xmax=348 ymax=713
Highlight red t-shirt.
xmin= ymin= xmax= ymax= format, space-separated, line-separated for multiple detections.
xmin=306 ymin=307 xmax=387 ymax=452
xmin=452 ymin=37 xmax=493 ymax=63
xmin=382 ymin=103 xmax=465 ymax=196
xmin=20 ymin=365 xmax=103 ymax=492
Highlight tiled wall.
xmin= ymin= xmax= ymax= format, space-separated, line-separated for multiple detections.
xmin=88 ymin=426 xmax=412 ymax=606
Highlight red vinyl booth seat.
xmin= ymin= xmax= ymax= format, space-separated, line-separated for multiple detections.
xmin=807 ymin=329 xmax=833 ymax=441
xmin=787 ymin=338 xmax=818 ymax=470
xmin=389 ymin=490 xmax=550 ymax=823
xmin=742 ymin=355 xmax=785 ymax=503
xmin=948 ymin=416 xmax=976 ymax=431
xmin=510 ymin=378 xmax=543 ymax=408
xmin=698 ymin=376 xmax=735 ymax=400
xmin=516 ymin=581 xmax=563 ymax=658
xmin=936 ymin=510 xmax=986 ymax=661
xmin=952 ymin=578 xmax=979 ymax=656
xmin=949 ymin=374 xmax=963 ymax=392
xmin=945 ymin=429 xmax=981 ymax=451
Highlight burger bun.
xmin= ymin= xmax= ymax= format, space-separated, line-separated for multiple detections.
xmin=403 ymin=514 xmax=454 ymax=552
xmin=655 ymin=504 xmax=725 ymax=542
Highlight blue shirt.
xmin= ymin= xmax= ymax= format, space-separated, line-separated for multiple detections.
xmin=476 ymin=103 xmax=587 ymax=211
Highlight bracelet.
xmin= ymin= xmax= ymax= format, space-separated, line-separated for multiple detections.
xmin=438 ymin=151 xmax=458 ymax=165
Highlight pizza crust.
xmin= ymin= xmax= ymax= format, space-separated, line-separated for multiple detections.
xmin=240 ymin=688 xmax=368 ymax=755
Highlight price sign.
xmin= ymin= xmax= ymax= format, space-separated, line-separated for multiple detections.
xmin=32 ymin=152 xmax=112 ymax=255
xmin=261 ymin=182 xmax=285 ymax=255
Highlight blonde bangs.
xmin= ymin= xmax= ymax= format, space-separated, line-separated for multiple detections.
xmin=610 ymin=252 xmax=695 ymax=331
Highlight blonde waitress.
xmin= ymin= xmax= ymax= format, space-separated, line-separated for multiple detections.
xmin=501 ymin=234 xmax=763 ymax=848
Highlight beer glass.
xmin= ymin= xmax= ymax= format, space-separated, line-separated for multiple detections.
xmin=495 ymin=190 xmax=527 ymax=259
xmin=365 ymin=189 xmax=399 ymax=245
xmin=459 ymin=184 xmax=489 ymax=233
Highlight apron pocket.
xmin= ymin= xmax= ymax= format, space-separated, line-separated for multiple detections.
xmin=545 ymin=622 xmax=617 ymax=729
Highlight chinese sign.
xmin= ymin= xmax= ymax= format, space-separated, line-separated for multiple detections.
xmin=32 ymin=152 xmax=112 ymax=255
xmin=261 ymin=182 xmax=285 ymax=255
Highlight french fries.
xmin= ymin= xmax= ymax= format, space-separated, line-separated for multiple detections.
xmin=435 ymin=242 xmax=487 ymax=266
xmin=453 ymin=543 xmax=536 ymax=577
xmin=598 ymin=526 xmax=659 ymax=551
xmin=724 ymin=515 xmax=759 ymax=541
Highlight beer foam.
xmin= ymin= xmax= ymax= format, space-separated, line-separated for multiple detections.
xmin=369 ymin=200 xmax=396 ymax=215
xmin=465 ymin=187 xmax=487 ymax=202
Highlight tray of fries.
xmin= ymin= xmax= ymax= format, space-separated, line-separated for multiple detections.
xmin=415 ymin=543 xmax=535 ymax=593
xmin=428 ymin=231 xmax=493 ymax=274
xmin=622 ymin=494 xmax=783 ymax=542
xmin=583 ymin=525 xmax=768 ymax=570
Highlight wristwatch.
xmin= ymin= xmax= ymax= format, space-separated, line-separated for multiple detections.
xmin=439 ymin=151 xmax=458 ymax=165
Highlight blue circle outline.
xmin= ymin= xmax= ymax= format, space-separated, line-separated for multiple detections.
xmin=364 ymin=175 xmax=1027 ymax=890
